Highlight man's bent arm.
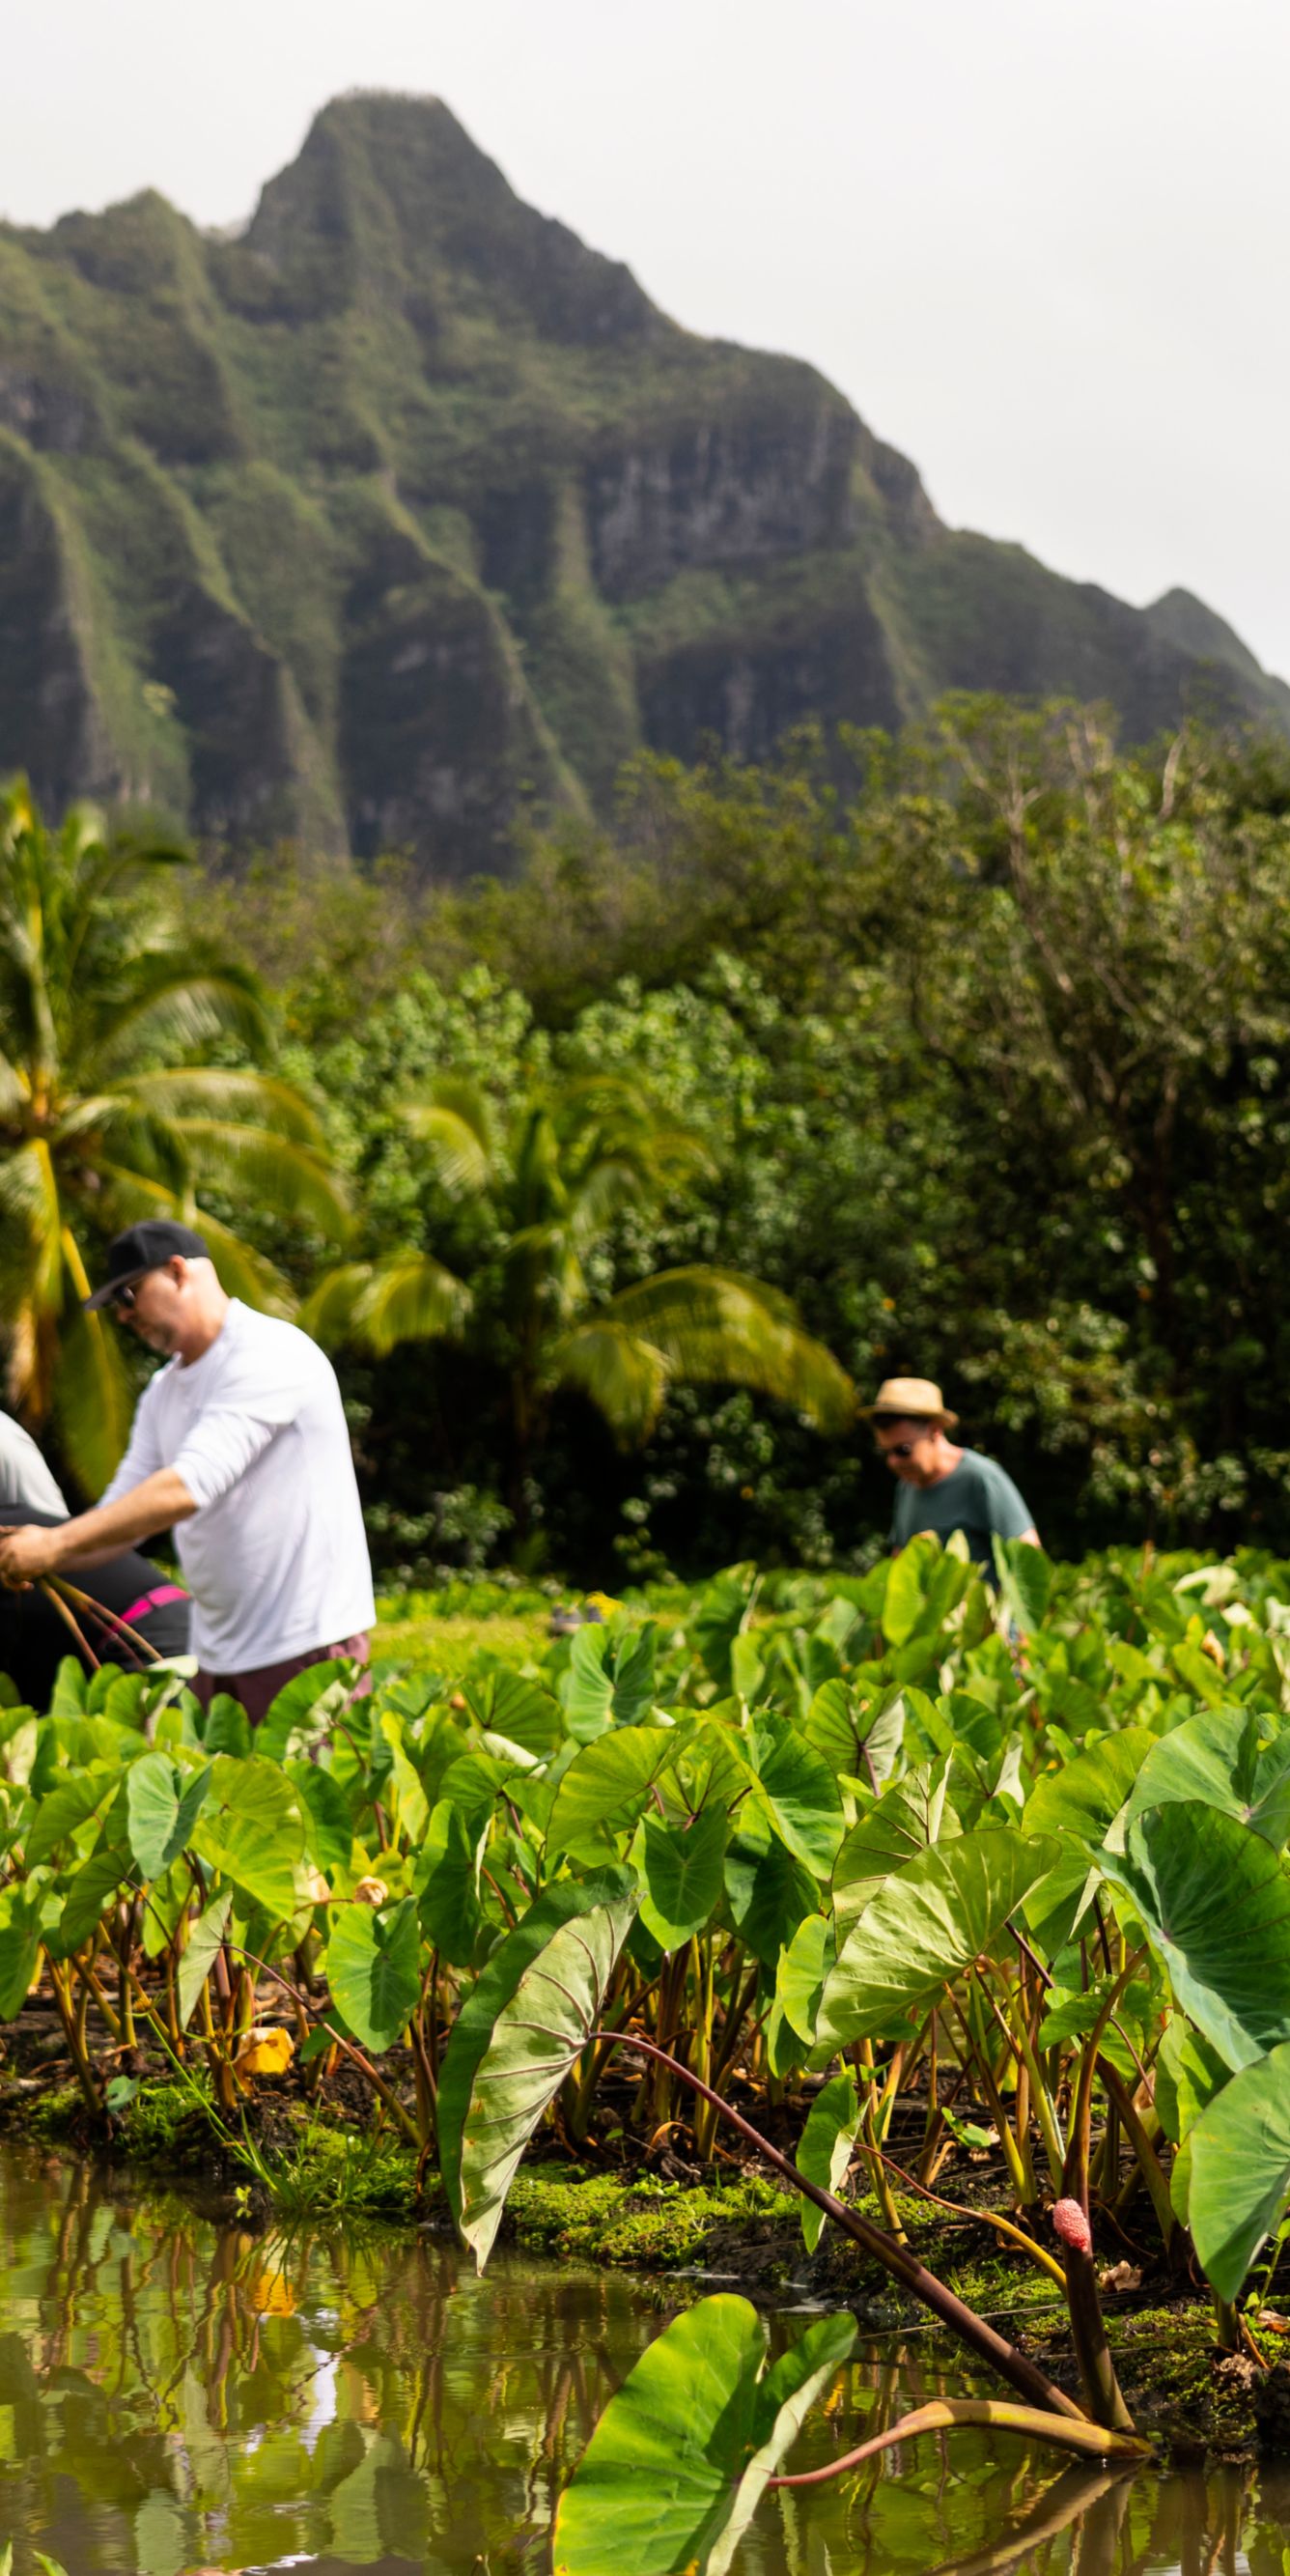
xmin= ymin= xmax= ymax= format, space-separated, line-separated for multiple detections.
xmin=0 ymin=1470 xmax=198 ymax=1581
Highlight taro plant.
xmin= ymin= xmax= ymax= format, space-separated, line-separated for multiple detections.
xmin=1 ymin=1526 xmax=1290 ymax=2568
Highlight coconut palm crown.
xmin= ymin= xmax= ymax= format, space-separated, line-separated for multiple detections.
xmin=302 ymin=1073 xmax=855 ymax=1502
xmin=0 ymin=779 xmax=348 ymax=1492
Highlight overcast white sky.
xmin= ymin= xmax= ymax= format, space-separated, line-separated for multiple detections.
xmin=6 ymin=0 xmax=1288 ymax=674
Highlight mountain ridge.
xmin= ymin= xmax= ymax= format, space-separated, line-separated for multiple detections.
xmin=0 ymin=92 xmax=1284 ymax=873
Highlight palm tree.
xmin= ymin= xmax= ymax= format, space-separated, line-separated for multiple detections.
xmin=302 ymin=1073 xmax=854 ymax=1514
xmin=0 ymin=779 xmax=349 ymax=1491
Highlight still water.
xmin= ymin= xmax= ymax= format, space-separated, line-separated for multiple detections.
xmin=0 ymin=2146 xmax=1282 ymax=2575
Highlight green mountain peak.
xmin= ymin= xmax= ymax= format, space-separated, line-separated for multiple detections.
xmin=0 ymin=93 xmax=1283 ymax=872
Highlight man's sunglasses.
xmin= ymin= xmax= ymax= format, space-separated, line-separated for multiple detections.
xmin=877 ymin=1437 xmax=922 ymax=1459
xmin=110 ymin=1283 xmax=138 ymax=1312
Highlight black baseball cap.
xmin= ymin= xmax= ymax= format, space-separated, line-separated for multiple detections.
xmin=84 ymin=1220 xmax=210 ymax=1310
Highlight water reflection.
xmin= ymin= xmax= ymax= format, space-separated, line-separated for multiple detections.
xmin=0 ymin=2148 xmax=1281 ymax=2574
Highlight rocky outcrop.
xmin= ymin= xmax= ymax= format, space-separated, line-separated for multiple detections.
xmin=0 ymin=440 xmax=123 ymax=809
xmin=0 ymin=93 xmax=1283 ymax=873
xmin=584 ymin=397 xmax=858 ymax=600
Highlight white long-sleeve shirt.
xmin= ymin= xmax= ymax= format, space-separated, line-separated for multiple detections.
xmin=0 ymin=1412 xmax=67 ymax=1518
xmin=101 ymin=1300 xmax=375 ymax=1671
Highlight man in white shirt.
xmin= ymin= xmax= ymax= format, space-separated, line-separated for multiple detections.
xmin=0 ymin=1221 xmax=376 ymax=1726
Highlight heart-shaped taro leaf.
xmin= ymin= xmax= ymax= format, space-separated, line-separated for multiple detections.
xmin=1024 ymin=1727 xmax=1156 ymax=1852
xmin=819 ymin=1828 xmax=1058 ymax=2051
xmin=796 ymin=2069 xmax=860 ymax=2252
xmin=547 ymin=1727 xmax=689 ymax=1862
xmin=552 ymin=2294 xmax=856 ymax=2576
xmin=463 ymin=1668 xmax=563 ymax=1764
xmin=746 ymin=1711 xmax=844 ymax=1878
xmin=634 ymin=1800 xmax=727 ymax=1950
xmin=324 ymin=1893 xmax=422 ymax=2053
xmin=0 ymin=1885 xmax=45 ymax=2018
xmin=414 ymin=1797 xmax=485 ymax=1965
xmin=177 ymin=1888 xmax=233 ymax=2030
xmin=1187 ymin=2035 xmax=1290 ymax=2301
xmin=1100 ymin=1802 xmax=1290 ymax=2071
xmin=438 ymin=1868 xmax=636 ymax=2269
xmin=126 ymin=1751 xmax=210 ymax=1881
xmin=191 ymin=1755 xmax=304 ymax=1920
xmin=1123 ymin=1709 xmax=1290 ymax=1849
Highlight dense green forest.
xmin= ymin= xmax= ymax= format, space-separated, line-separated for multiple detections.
xmin=8 ymin=692 xmax=1290 ymax=1580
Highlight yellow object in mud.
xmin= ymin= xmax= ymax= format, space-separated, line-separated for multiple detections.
xmin=234 ymin=2024 xmax=296 ymax=2079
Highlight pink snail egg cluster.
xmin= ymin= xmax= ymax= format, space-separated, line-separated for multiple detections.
xmin=1051 ymin=2197 xmax=1093 ymax=2252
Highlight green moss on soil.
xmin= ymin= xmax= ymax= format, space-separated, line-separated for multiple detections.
xmin=504 ymin=2166 xmax=798 ymax=2271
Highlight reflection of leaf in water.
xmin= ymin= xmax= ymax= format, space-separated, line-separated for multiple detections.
xmin=326 ymin=2427 xmax=406 ymax=2562
xmin=84 ymin=2204 xmax=114 ymax=2270
xmin=244 ymin=2258 xmax=295 ymax=2316
xmin=229 ymin=2431 xmax=317 ymax=2547
xmin=313 ymin=2415 xmax=366 ymax=2493
xmin=180 ymin=2365 xmax=227 ymax=2503
xmin=133 ymin=2489 xmax=191 ymax=2576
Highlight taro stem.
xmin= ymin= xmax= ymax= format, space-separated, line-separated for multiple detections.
xmin=594 ymin=2027 xmax=1094 ymax=2424
xmin=855 ymin=2039 xmax=908 ymax=2243
xmin=765 ymin=2395 xmax=1148 ymax=2479
xmin=46 ymin=1959 xmax=100 ymax=2114
xmin=39 ymin=1578 xmax=99 ymax=1670
xmin=1056 ymin=1954 xmax=1143 ymax=2433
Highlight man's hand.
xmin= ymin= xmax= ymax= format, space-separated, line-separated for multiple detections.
xmin=0 ymin=1469 xmax=198 ymax=1586
xmin=0 ymin=1523 xmax=63 ymax=1586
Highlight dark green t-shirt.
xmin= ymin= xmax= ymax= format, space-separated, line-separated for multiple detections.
xmin=890 ymin=1448 xmax=1033 ymax=1570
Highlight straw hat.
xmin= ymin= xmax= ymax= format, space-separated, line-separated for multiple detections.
xmin=859 ymin=1375 xmax=959 ymax=1430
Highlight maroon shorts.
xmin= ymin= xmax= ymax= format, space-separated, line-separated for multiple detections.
xmin=193 ymin=1633 xmax=372 ymax=1730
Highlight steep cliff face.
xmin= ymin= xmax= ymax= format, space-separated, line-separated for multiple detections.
xmin=0 ymin=94 xmax=1283 ymax=873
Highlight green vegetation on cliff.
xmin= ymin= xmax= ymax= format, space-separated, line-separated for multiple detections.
xmin=2 ymin=91 xmax=1286 ymax=872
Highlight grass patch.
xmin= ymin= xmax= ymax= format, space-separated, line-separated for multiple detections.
xmin=262 ymin=2119 xmax=424 ymax=2222
xmin=373 ymin=1608 xmax=550 ymax=1677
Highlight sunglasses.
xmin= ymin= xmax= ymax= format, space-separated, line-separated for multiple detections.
xmin=878 ymin=1438 xmax=922 ymax=1459
xmin=110 ymin=1283 xmax=138 ymax=1312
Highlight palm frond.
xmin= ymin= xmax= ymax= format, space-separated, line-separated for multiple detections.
xmin=600 ymin=1265 xmax=857 ymax=1434
xmin=75 ymin=1105 xmax=194 ymax=1201
xmin=510 ymin=1104 xmax=568 ymax=1224
xmin=188 ymin=1209 xmax=297 ymax=1317
xmin=547 ymin=1319 xmax=671 ymax=1446
xmin=0 ymin=1138 xmax=59 ymax=1231
xmin=341 ymin=1252 xmax=471 ymax=1355
xmin=158 ymin=1122 xmax=351 ymax=1234
xmin=113 ymin=1068 xmax=326 ymax=1145
xmin=0 ymin=1047 xmax=28 ymax=1120
xmin=0 ymin=1142 xmax=65 ymax=1327
xmin=87 ymin=1160 xmax=193 ymax=1233
xmin=90 ymin=965 xmax=269 ymax=1075
xmin=401 ymin=1095 xmax=492 ymax=1197
xmin=503 ymin=1224 xmax=586 ymax=1327
xmin=300 ymin=1254 xmax=472 ymax=1356
xmin=52 ymin=1231 xmax=135 ymax=1496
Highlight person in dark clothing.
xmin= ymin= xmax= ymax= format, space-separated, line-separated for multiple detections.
xmin=0 ymin=1507 xmax=189 ymax=1705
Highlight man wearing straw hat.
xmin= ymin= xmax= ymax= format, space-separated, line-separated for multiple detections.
xmin=0 ymin=1220 xmax=375 ymax=1727
xmin=861 ymin=1376 xmax=1039 ymax=1569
